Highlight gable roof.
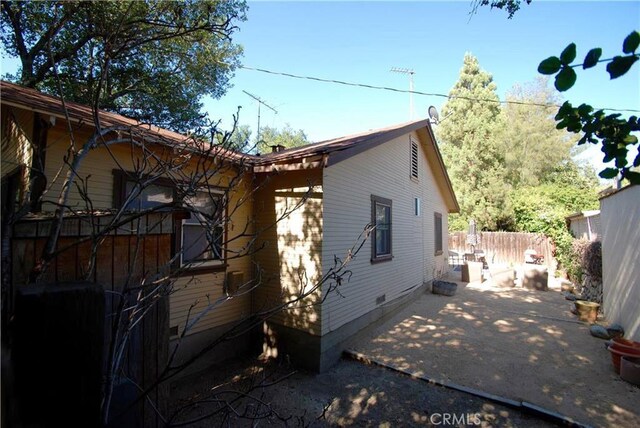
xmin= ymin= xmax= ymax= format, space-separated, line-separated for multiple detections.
xmin=0 ymin=80 xmax=251 ymax=163
xmin=2 ymin=80 xmax=458 ymax=212
xmin=255 ymin=119 xmax=460 ymax=213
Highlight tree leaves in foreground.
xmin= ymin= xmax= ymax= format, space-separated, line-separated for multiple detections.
xmin=537 ymin=31 xmax=640 ymax=184
xmin=0 ymin=0 xmax=247 ymax=132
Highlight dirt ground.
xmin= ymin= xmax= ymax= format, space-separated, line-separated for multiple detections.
xmin=170 ymin=356 xmax=560 ymax=427
xmin=349 ymin=272 xmax=640 ymax=428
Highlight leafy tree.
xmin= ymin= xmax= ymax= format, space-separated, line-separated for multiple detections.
xmin=501 ymin=77 xmax=575 ymax=187
xmin=0 ymin=0 xmax=247 ymax=132
xmin=437 ymin=53 xmax=510 ymax=231
xmin=509 ymin=178 xmax=598 ymax=274
xmin=472 ymin=3 xmax=639 ymax=183
xmin=258 ymin=124 xmax=309 ymax=152
xmin=471 ymin=0 xmax=531 ymax=18
xmin=538 ymin=32 xmax=640 ymax=183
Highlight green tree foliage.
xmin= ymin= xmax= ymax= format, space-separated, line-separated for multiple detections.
xmin=538 ymin=31 xmax=640 ymax=183
xmin=502 ymin=78 xmax=575 ymax=187
xmin=471 ymin=0 xmax=531 ymax=18
xmin=1 ymin=0 xmax=247 ymax=132
xmin=258 ymin=124 xmax=309 ymax=153
xmin=509 ymin=165 xmax=599 ymax=273
xmin=437 ymin=53 xmax=509 ymax=231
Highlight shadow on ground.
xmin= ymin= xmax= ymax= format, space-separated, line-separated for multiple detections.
xmin=350 ymin=272 xmax=640 ymax=428
xmin=170 ymin=357 xmax=559 ymax=427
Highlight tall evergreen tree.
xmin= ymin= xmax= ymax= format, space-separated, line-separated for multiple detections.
xmin=436 ymin=53 xmax=509 ymax=231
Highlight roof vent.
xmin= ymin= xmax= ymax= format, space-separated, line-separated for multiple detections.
xmin=271 ymin=144 xmax=286 ymax=153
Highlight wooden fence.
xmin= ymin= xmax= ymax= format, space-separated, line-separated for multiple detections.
xmin=449 ymin=231 xmax=555 ymax=268
xmin=9 ymin=213 xmax=171 ymax=427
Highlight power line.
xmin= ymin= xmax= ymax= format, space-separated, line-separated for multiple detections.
xmin=238 ymin=65 xmax=640 ymax=114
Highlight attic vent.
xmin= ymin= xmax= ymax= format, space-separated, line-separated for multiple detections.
xmin=410 ymin=139 xmax=419 ymax=179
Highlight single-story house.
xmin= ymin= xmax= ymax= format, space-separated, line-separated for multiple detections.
xmin=600 ymin=185 xmax=639 ymax=342
xmin=566 ymin=210 xmax=601 ymax=241
xmin=1 ymin=80 xmax=458 ymax=372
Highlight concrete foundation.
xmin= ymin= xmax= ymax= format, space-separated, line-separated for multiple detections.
xmin=265 ymin=281 xmax=431 ymax=372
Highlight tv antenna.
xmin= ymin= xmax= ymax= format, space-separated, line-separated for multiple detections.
xmin=242 ymin=90 xmax=278 ymax=141
xmin=390 ymin=67 xmax=415 ymax=120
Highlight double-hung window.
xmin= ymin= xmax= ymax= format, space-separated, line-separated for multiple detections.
xmin=371 ymin=195 xmax=392 ymax=263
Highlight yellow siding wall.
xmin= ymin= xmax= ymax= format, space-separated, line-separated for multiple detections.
xmin=253 ymin=170 xmax=323 ymax=335
xmin=169 ymin=174 xmax=254 ymax=336
xmin=8 ymin=112 xmax=254 ymax=337
xmin=322 ymin=131 xmax=449 ymax=335
xmin=1 ymin=105 xmax=34 ymax=197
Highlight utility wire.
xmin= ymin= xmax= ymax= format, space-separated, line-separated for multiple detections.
xmin=239 ymin=65 xmax=640 ymax=114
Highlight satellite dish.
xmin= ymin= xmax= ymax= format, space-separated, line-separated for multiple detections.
xmin=428 ymin=106 xmax=439 ymax=124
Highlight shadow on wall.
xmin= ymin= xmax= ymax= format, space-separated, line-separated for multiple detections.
xmin=253 ymin=173 xmax=324 ymax=359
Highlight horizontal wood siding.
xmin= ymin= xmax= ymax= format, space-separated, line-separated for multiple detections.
xmin=1 ymin=106 xmax=33 ymax=192
xmin=253 ymin=170 xmax=323 ymax=335
xmin=169 ymin=177 xmax=254 ymax=337
xmin=322 ymin=130 xmax=448 ymax=334
xmin=449 ymin=231 xmax=555 ymax=267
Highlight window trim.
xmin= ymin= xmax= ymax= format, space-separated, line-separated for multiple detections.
xmin=112 ymin=170 xmax=228 ymax=272
xmin=179 ymin=189 xmax=226 ymax=269
xmin=371 ymin=195 xmax=393 ymax=263
xmin=434 ymin=212 xmax=443 ymax=256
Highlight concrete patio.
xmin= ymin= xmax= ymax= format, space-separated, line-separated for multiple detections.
xmin=349 ymin=271 xmax=640 ymax=428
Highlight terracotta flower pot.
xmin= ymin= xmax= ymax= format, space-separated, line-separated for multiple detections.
xmin=607 ymin=345 xmax=640 ymax=374
xmin=574 ymin=300 xmax=600 ymax=323
xmin=610 ymin=337 xmax=640 ymax=353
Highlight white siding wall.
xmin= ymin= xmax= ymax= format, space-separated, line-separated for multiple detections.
xmin=601 ymin=186 xmax=640 ymax=341
xmin=321 ymin=131 xmax=449 ymax=335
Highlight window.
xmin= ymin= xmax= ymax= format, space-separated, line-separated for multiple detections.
xmin=410 ymin=138 xmax=419 ymax=180
xmin=181 ymin=190 xmax=224 ymax=266
xmin=371 ymin=195 xmax=392 ymax=263
xmin=414 ymin=197 xmax=421 ymax=217
xmin=434 ymin=212 xmax=443 ymax=255
xmin=114 ymin=171 xmax=225 ymax=269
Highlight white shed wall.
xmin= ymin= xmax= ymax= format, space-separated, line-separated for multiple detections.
xmin=601 ymin=185 xmax=640 ymax=341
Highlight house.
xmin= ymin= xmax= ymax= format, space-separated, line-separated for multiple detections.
xmin=565 ymin=210 xmax=601 ymax=241
xmin=599 ymin=185 xmax=639 ymax=342
xmin=1 ymin=80 xmax=458 ymax=372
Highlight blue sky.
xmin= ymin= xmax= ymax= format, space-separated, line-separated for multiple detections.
xmin=205 ymin=0 xmax=639 ymax=169
xmin=1 ymin=1 xmax=638 ymax=166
